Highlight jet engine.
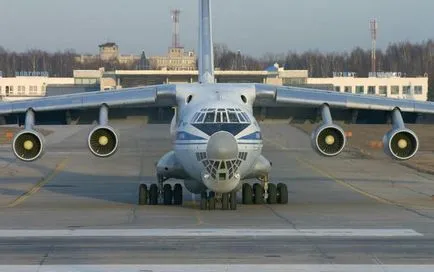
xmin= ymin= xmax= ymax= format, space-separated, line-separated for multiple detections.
xmin=12 ymin=130 xmax=45 ymax=162
xmin=383 ymin=128 xmax=419 ymax=160
xmin=311 ymin=124 xmax=346 ymax=157
xmin=87 ymin=126 xmax=119 ymax=157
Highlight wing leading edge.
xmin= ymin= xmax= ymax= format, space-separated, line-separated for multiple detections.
xmin=0 ymin=84 xmax=177 ymax=115
xmin=255 ymin=84 xmax=434 ymax=114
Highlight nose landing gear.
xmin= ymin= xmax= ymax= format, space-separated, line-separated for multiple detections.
xmin=199 ymin=191 xmax=237 ymax=210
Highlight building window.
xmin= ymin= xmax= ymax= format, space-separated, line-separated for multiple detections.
xmin=5 ymin=86 xmax=9 ymax=96
xmin=379 ymin=86 xmax=387 ymax=95
xmin=344 ymin=86 xmax=352 ymax=93
xmin=334 ymin=86 xmax=341 ymax=92
xmin=391 ymin=86 xmax=399 ymax=95
xmin=367 ymin=86 xmax=376 ymax=95
xmin=9 ymin=86 xmax=13 ymax=95
xmin=414 ymin=86 xmax=423 ymax=95
xmin=403 ymin=86 xmax=411 ymax=95
xmin=356 ymin=86 xmax=364 ymax=94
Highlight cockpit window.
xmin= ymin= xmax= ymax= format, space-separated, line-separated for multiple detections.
xmin=192 ymin=108 xmax=250 ymax=124
xmin=228 ymin=112 xmax=239 ymax=123
xmin=204 ymin=112 xmax=215 ymax=123
xmin=238 ymin=113 xmax=246 ymax=122
xmin=197 ymin=113 xmax=205 ymax=123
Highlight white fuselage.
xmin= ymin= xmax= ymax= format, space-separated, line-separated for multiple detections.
xmin=172 ymin=84 xmax=263 ymax=193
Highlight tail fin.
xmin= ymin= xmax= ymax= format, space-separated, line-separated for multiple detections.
xmin=198 ymin=0 xmax=215 ymax=84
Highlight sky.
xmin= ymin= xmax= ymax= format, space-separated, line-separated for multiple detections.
xmin=0 ymin=0 xmax=433 ymax=57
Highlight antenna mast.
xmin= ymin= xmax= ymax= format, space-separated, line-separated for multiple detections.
xmin=171 ymin=9 xmax=181 ymax=48
xmin=370 ymin=19 xmax=378 ymax=74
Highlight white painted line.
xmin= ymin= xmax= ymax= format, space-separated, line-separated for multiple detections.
xmin=0 ymin=228 xmax=423 ymax=238
xmin=1 ymin=265 xmax=434 ymax=272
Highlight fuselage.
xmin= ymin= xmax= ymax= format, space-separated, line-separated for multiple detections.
xmin=172 ymin=84 xmax=263 ymax=193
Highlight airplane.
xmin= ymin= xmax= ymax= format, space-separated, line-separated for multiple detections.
xmin=1 ymin=0 xmax=433 ymax=210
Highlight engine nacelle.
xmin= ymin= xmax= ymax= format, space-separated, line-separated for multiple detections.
xmin=311 ymin=124 xmax=346 ymax=157
xmin=12 ymin=130 xmax=45 ymax=162
xmin=88 ymin=126 xmax=119 ymax=158
xmin=383 ymin=128 xmax=419 ymax=160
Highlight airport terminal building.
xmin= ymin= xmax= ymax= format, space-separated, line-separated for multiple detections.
xmin=0 ymin=67 xmax=429 ymax=102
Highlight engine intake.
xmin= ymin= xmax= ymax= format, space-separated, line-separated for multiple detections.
xmin=12 ymin=130 xmax=45 ymax=162
xmin=311 ymin=124 xmax=346 ymax=157
xmin=88 ymin=126 xmax=119 ymax=157
xmin=383 ymin=128 xmax=418 ymax=160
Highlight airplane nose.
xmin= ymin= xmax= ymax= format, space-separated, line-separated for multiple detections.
xmin=207 ymin=131 xmax=238 ymax=160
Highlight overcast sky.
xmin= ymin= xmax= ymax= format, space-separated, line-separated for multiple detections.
xmin=0 ymin=0 xmax=432 ymax=56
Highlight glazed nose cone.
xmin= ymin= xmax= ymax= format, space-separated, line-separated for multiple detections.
xmin=206 ymin=131 xmax=238 ymax=160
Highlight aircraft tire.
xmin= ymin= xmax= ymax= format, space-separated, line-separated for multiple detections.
xmin=230 ymin=191 xmax=237 ymax=210
xmin=277 ymin=183 xmax=288 ymax=204
xmin=242 ymin=183 xmax=253 ymax=205
xmin=222 ymin=193 xmax=229 ymax=210
xmin=200 ymin=192 xmax=208 ymax=210
xmin=149 ymin=184 xmax=159 ymax=205
xmin=253 ymin=183 xmax=264 ymax=205
xmin=208 ymin=192 xmax=216 ymax=210
xmin=267 ymin=183 xmax=277 ymax=204
xmin=163 ymin=184 xmax=173 ymax=205
xmin=138 ymin=184 xmax=148 ymax=205
xmin=173 ymin=183 xmax=183 ymax=205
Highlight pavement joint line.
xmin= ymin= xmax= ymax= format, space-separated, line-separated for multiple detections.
xmin=2 ymin=265 xmax=434 ymax=272
xmin=0 ymin=228 xmax=423 ymax=237
xmin=4 ymin=158 xmax=68 ymax=208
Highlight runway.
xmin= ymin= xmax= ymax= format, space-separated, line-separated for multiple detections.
xmin=1 ymin=121 xmax=434 ymax=267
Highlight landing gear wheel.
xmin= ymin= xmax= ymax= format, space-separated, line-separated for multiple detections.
xmin=173 ymin=183 xmax=183 ymax=205
xmin=267 ymin=183 xmax=277 ymax=204
xmin=149 ymin=184 xmax=158 ymax=205
xmin=208 ymin=192 xmax=216 ymax=210
xmin=163 ymin=184 xmax=173 ymax=205
xmin=138 ymin=184 xmax=148 ymax=205
xmin=200 ymin=192 xmax=208 ymax=210
xmin=253 ymin=183 xmax=264 ymax=205
xmin=242 ymin=183 xmax=253 ymax=205
xmin=230 ymin=191 xmax=237 ymax=210
xmin=222 ymin=193 xmax=229 ymax=210
xmin=277 ymin=183 xmax=288 ymax=204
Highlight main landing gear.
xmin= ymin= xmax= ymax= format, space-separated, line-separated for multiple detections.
xmin=138 ymin=175 xmax=183 ymax=206
xmin=242 ymin=175 xmax=288 ymax=205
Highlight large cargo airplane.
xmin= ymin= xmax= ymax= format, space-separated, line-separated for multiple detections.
xmin=1 ymin=0 xmax=433 ymax=210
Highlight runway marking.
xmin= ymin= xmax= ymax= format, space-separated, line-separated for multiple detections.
xmin=0 ymin=228 xmax=422 ymax=237
xmin=1 ymin=265 xmax=434 ymax=272
xmin=5 ymin=158 xmax=68 ymax=208
xmin=296 ymin=157 xmax=394 ymax=205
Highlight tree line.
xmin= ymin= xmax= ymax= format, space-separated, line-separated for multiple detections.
xmin=0 ymin=40 xmax=432 ymax=99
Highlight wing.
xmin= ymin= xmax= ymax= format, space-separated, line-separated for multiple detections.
xmin=0 ymin=84 xmax=177 ymax=115
xmin=254 ymin=84 xmax=434 ymax=114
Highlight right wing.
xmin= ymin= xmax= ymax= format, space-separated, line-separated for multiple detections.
xmin=0 ymin=84 xmax=177 ymax=115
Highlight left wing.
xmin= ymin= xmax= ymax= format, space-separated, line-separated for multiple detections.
xmin=254 ymin=83 xmax=433 ymax=161
xmin=0 ymin=84 xmax=177 ymax=115
xmin=254 ymin=84 xmax=434 ymax=114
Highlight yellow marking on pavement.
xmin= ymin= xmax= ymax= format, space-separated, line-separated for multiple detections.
xmin=6 ymin=158 xmax=68 ymax=208
xmin=265 ymin=136 xmax=391 ymax=205
xmin=296 ymin=157 xmax=392 ymax=205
